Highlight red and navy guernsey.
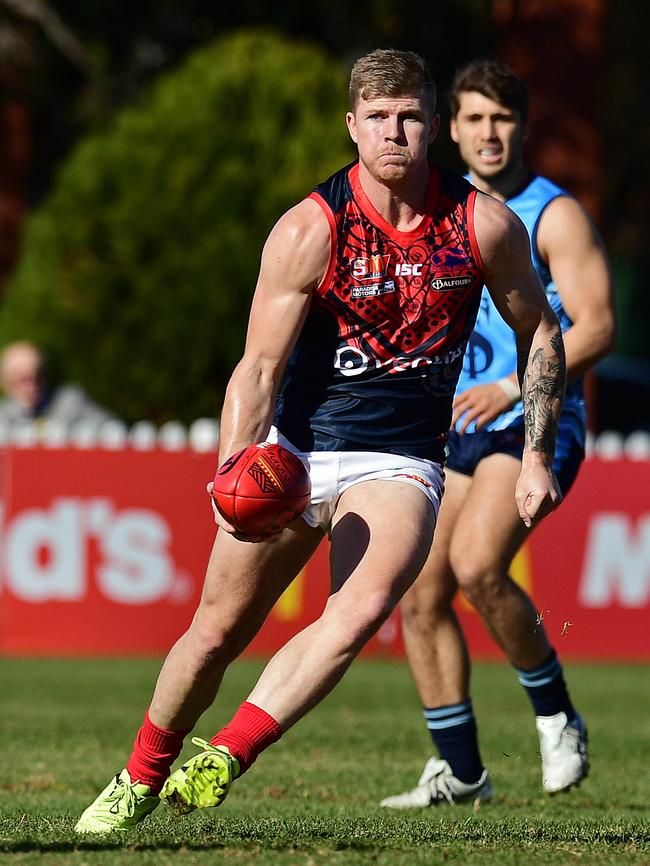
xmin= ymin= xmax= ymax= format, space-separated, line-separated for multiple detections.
xmin=273 ymin=161 xmax=486 ymax=462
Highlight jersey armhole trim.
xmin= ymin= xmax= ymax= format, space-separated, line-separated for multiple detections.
xmin=466 ymin=189 xmax=485 ymax=276
xmin=308 ymin=191 xmax=337 ymax=292
xmin=531 ymin=192 xmax=567 ymax=273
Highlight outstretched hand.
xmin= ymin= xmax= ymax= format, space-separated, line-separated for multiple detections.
xmin=514 ymin=458 xmax=562 ymax=529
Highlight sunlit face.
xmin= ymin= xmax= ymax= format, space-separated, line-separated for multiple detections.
xmin=346 ymin=93 xmax=439 ymax=183
xmin=451 ymin=90 xmax=525 ymax=183
xmin=0 ymin=347 xmax=44 ymax=410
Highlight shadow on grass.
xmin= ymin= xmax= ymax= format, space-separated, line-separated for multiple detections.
xmin=3 ymin=817 xmax=650 ymax=855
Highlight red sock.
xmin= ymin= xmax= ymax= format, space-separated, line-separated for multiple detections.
xmin=126 ymin=711 xmax=190 ymax=794
xmin=210 ymin=701 xmax=282 ymax=775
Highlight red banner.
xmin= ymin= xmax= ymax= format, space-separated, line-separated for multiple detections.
xmin=0 ymin=448 xmax=648 ymax=659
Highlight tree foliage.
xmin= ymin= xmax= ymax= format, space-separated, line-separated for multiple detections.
xmin=600 ymin=9 xmax=650 ymax=360
xmin=0 ymin=30 xmax=354 ymax=421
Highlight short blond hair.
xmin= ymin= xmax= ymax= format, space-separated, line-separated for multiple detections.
xmin=349 ymin=49 xmax=437 ymax=114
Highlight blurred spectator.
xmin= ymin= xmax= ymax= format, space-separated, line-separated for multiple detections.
xmin=0 ymin=340 xmax=115 ymax=425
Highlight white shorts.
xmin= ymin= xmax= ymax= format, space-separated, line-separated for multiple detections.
xmin=266 ymin=427 xmax=445 ymax=532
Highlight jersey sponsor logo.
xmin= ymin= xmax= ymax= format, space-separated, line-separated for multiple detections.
xmin=351 ymin=281 xmax=395 ymax=299
xmin=395 ymin=263 xmax=423 ymax=277
xmin=350 ymin=259 xmax=422 ymax=294
xmin=334 ymin=345 xmax=464 ymax=377
xmin=431 ymin=275 xmax=474 ymax=291
xmin=351 ymin=254 xmax=391 ymax=281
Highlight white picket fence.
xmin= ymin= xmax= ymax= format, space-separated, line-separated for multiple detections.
xmin=1 ymin=419 xmax=649 ymax=460
xmin=0 ymin=418 xmax=220 ymax=453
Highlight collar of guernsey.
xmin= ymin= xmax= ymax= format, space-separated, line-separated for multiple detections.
xmin=454 ymin=173 xmax=585 ymax=436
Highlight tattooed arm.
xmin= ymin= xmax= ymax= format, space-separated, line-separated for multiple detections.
xmin=517 ymin=325 xmax=566 ymax=460
xmin=473 ymin=192 xmax=566 ymax=526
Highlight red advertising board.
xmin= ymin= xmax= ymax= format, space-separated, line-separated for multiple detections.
xmin=445 ymin=458 xmax=650 ymax=660
xmin=0 ymin=448 xmax=648 ymax=659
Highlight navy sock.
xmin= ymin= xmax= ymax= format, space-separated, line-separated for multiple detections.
xmin=515 ymin=650 xmax=576 ymax=720
xmin=424 ymin=700 xmax=484 ymax=784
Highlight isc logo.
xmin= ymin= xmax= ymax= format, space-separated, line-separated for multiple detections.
xmin=352 ymin=254 xmax=390 ymax=281
xmin=395 ymin=263 xmax=423 ymax=277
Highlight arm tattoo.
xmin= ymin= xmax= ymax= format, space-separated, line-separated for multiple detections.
xmin=517 ymin=328 xmax=566 ymax=458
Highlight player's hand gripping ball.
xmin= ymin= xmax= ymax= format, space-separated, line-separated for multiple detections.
xmin=211 ymin=443 xmax=311 ymax=536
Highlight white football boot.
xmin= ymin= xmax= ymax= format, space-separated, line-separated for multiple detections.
xmin=379 ymin=757 xmax=492 ymax=808
xmin=536 ymin=711 xmax=589 ymax=793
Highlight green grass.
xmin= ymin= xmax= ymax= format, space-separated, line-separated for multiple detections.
xmin=1 ymin=658 xmax=648 ymax=865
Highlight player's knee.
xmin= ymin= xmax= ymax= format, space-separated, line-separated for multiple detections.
xmin=400 ymin=583 xmax=455 ymax=635
xmin=350 ymin=592 xmax=395 ymax=639
xmin=187 ymin=607 xmax=247 ymax=667
xmin=451 ymin=552 xmax=502 ymax=606
xmin=325 ymin=589 xmax=395 ymax=647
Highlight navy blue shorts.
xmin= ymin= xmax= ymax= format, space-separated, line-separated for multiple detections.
xmin=446 ymin=415 xmax=585 ymax=496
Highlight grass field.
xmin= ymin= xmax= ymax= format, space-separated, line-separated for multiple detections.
xmin=1 ymin=657 xmax=648 ymax=865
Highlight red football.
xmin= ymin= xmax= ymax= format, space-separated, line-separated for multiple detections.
xmin=211 ymin=443 xmax=311 ymax=536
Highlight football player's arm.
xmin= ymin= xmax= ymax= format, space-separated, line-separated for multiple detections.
xmin=455 ymin=195 xmax=616 ymax=433
xmin=537 ymin=195 xmax=615 ymax=381
xmin=217 ymin=198 xmax=330 ymax=464
xmin=208 ymin=200 xmax=329 ymax=536
xmin=475 ymin=193 xmax=566 ymax=527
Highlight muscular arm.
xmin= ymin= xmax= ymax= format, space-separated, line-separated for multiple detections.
xmin=475 ymin=193 xmax=566 ymax=459
xmin=217 ymin=198 xmax=330 ymax=461
xmin=454 ymin=194 xmax=614 ymax=433
xmin=536 ymin=195 xmax=615 ymax=383
xmin=474 ymin=193 xmax=565 ymax=524
xmin=516 ymin=326 xmax=565 ymax=457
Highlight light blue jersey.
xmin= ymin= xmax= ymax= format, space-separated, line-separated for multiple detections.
xmin=455 ymin=175 xmax=585 ymax=441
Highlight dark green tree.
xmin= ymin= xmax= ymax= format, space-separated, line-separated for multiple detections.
xmin=0 ymin=30 xmax=354 ymax=422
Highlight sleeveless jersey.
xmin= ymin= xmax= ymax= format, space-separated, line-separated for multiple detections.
xmin=456 ymin=174 xmax=585 ymax=439
xmin=273 ymin=162 xmax=485 ymax=461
